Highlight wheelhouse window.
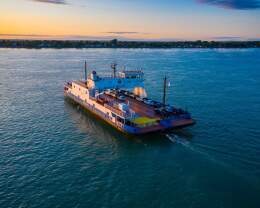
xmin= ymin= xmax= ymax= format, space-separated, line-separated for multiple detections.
xmin=116 ymin=116 xmax=124 ymax=124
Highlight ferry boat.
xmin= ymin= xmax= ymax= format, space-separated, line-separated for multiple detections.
xmin=64 ymin=63 xmax=195 ymax=135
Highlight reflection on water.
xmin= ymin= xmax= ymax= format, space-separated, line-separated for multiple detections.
xmin=63 ymin=99 xmax=177 ymax=147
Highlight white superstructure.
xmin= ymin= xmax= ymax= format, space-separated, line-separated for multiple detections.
xmin=87 ymin=70 xmax=145 ymax=91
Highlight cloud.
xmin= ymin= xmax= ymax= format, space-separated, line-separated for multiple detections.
xmin=197 ymin=0 xmax=260 ymax=10
xmin=106 ymin=32 xmax=141 ymax=35
xmin=0 ymin=33 xmax=157 ymax=41
xmin=32 ymin=0 xmax=67 ymax=5
xmin=0 ymin=33 xmax=52 ymax=37
xmin=0 ymin=33 xmax=124 ymax=40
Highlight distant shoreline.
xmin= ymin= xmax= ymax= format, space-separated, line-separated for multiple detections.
xmin=0 ymin=39 xmax=260 ymax=49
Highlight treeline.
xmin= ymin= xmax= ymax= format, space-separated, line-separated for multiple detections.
xmin=0 ymin=39 xmax=260 ymax=49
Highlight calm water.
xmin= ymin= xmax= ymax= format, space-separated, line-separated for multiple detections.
xmin=0 ymin=48 xmax=260 ymax=208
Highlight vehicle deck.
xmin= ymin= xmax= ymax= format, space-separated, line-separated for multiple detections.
xmin=101 ymin=89 xmax=185 ymax=119
xmin=102 ymin=93 xmax=159 ymax=118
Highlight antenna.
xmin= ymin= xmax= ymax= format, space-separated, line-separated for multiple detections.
xmin=84 ymin=61 xmax=87 ymax=80
xmin=163 ymin=76 xmax=167 ymax=106
xmin=111 ymin=62 xmax=117 ymax=78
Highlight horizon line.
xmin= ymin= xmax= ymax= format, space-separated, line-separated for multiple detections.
xmin=1 ymin=33 xmax=260 ymax=42
xmin=1 ymin=38 xmax=260 ymax=42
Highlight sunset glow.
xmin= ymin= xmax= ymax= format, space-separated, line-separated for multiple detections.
xmin=1 ymin=0 xmax=260 ymax=40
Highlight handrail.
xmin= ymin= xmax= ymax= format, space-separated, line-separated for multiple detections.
xmin=104 ymin=104 xmax=126 ymax=117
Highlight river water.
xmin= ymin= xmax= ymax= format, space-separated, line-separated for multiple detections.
xmin=0 ymin=48 xmax=260 ymax=207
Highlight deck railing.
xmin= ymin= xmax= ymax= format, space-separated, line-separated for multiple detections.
xmin=104 ymin=104 xmax=126 ymax=117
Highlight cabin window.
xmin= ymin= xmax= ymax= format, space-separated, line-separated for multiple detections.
xmin=111 ymin=113 xmax=116 ymax=118
xmin=116 ymin=116 xmax=125 ymax=124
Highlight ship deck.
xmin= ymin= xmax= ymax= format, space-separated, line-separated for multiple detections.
xmin=100 ymin=94 xmax=156 ymax=118
xmin=64 ymin=82 xmax=195 ymax=134
xmin=100 ymin=89 xmax=185 ymax=120
xmin=65 ymin=81 xmax=189 ymax=121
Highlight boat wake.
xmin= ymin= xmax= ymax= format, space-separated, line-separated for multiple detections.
xmin=165 ymin=134 xmax=191 ymax=147
xmin=166 ymin=133 xmax=209 ymax=155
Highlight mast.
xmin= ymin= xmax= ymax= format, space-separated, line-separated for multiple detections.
xmin=163 ymin=76 xmax=167 ymax=106
xmin=111 ymin=62 xmax=117 ymax=78
xmin=84 ymin=61 xmax=87 ymax=80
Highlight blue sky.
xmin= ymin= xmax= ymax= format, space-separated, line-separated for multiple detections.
xmin=0 ymin=0 xmax=259 ymax=40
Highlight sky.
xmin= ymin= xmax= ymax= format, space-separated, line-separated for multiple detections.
xmin=0 ymin=0 xmax=260 ymax=41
